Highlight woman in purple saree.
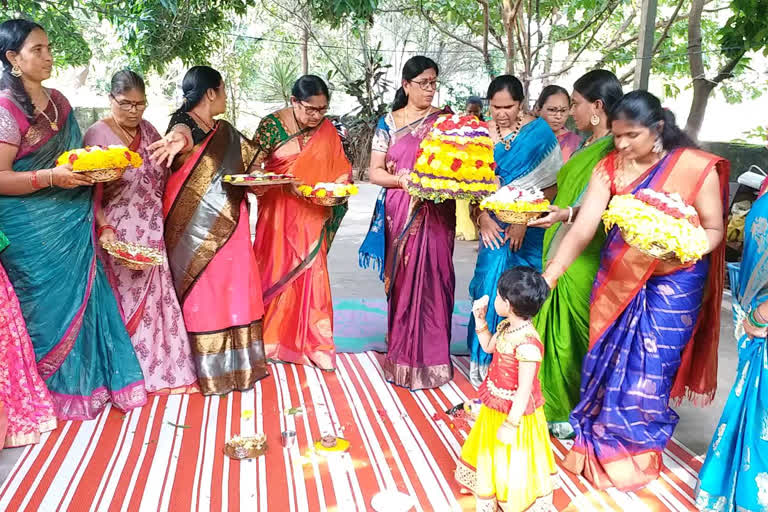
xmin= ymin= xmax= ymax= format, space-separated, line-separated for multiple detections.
xmin=359 ymin=56 xmax=455 ymax=390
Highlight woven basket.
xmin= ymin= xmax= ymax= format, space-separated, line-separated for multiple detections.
xmin=308 ymin=195 xmax=349 ymax=207
xmin=224 ymin=436 xmax=267 ymax=460
xmin=101 ymin=240 xmax=164 ymax=271
xmin=494 ymin=210 xmax=543 ymax=225
xmin=619 ymin=227 xmax=677 ymax=262
xmin=75 ymin=167 xmax=126 ymax=183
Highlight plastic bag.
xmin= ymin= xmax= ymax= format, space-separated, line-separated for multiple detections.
xmin=727 ymin=200 xmax=752 ymax=242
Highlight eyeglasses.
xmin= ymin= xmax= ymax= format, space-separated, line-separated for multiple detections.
xmin=110 ymin=95 xmax=147 ymax=112
xmin=298 ymin=101 xmax=328 ymax=116
xmin=544 ymin=107 xmax=569 ymax=116
xmin=409 ymin=79 xmax=440 ymax=91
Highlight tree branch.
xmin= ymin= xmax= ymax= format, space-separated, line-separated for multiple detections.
xmin=418 ymin=0 xmax=485 ymax=54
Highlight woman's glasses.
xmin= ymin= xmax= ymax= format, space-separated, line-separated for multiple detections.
xmin=110 ymin=95 xmax=147 ymax=112
xmin=298 ymin=101 xmax=328 ymax=116
xmin=544 ymin=107 xmax=569 ymax=116
xmin=409 ymin=79 xmax=440 ymax=91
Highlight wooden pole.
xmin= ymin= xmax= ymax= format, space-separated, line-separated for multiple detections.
xmin=634 ymin=0 xmax=658 ymax=90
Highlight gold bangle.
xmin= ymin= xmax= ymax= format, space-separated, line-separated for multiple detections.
xmin=475 ymin=324 xmax=489 ymax=334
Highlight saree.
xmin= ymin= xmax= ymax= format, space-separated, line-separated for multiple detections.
xmin=0 ymin=89 xmax=147 ymax=420
xmin=253 ymin=112 xmax=351 ymax=370
xmin=85 ymin=119 xmax=196 ymax=393
xmin=456 ymin=200 xmax=478 ymax=241
xmin=0 ymin=231 xmax=57 ymax=447
xmin=533 ymin=136 xmax=614 ymax=426
xmin=562 ymin=148 xmax=729 ymax=491
xmin=557 ymin=131 xmax=582 ymax=162
xmin=467 ymin=117 xmax=562 ymax=386
xmin=359 ymin=107 xmax=456 ymax=390
xmin=696 ymin=191 xmax=768 ymax=512
xmin=163 ymin=119 xmax=268 ymax=395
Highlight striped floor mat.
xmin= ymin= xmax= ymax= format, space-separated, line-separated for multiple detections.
xmin=0 ymin=353 xmax=701 ymax=512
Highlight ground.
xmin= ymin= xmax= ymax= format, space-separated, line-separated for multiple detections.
xmin=0 ymin=183 xmax=735 ymax=490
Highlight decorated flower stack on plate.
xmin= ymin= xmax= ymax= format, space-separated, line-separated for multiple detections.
xmin=56 ymin=145 xmax=143 ymax=183
xmin=478 ymin=185 xmax=550 ymax=224
xmin=602 ymin=188 xmax=709 ymax=263
xmin=408 ymin=114 xmax=498 ymax=202
xmin=223 ymin=172 xmax=297 ymax=186
xmin=297 ymin=182 xmax=359 ymax=207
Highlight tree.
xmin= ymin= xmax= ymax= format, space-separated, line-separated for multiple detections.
xmin=684 ymin=0 xmax=768 ymax=139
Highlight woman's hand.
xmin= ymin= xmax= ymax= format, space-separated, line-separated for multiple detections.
xmin=99 ymin=228 xmax=116 ymax=247
xmin=397 ymin=174 xmax=410 ymax=191
xmin=505 ymin=223 xmax=527 ymax=252
xmin=51 ymin=164 xmax=94 ymax=188
xmin=528 ymin=205 xmax=568 ymax=229
xmin=478 ymin=211 xmax=505 ymax=250
xmin=743 ymin=317 xmax=768 ymax=339
xmin=148 ymin=131 xmax=188 ymax=167
xmin=496 ymin=422 xmax=517 ymax=445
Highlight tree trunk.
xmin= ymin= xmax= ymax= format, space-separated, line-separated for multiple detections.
xmin=301 ymin=25 xmax=309 ymax=75
xmin=685 ymin=80 xmax=714 ymax=139
xmin=684 ymin=0 xmax=707 ymax=140
xmin=501 ymin=0 xmax=516 ymax=73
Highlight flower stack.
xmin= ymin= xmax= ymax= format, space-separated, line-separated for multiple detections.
xmin=479 ymin=185 xmax=550 ymax=224
xmin=408 ymin=114 xmax=498 ymax=202
xmin=297 ymin=183 xmax=359 ymax=199
xmin=57 ymin=145 xmax=143 ymax=182
xmin=602 ymin=188 xmax=708 ymax=263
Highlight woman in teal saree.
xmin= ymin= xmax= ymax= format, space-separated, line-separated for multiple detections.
xmin=529 ymin=70 xmax=623 ymax=438
xmin=0 ymin=20 xmax=146 ymax=419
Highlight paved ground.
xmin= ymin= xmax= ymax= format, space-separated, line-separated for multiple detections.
xmin=0 ymin=183 xmax=734 ymax=487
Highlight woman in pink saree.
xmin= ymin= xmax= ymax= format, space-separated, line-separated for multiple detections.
xmin=151 ymin=66 xmax=268 ymax=395
xmin=0 ymin=230 xmax=56 ymax=447
xmin=535 ymin=85 xmax=582 ymax=162
xmin=86 ymin=70 xmax=196 ymax=394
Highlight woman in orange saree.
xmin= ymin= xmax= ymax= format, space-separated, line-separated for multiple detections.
xmin=252 ymin=76 xmax=352 ymax=370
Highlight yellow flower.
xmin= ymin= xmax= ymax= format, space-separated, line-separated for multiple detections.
xmin=316 ymin=189 xmax=327 ymax=198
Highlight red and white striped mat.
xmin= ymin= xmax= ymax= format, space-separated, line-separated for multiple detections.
xmin=0 ymin=353 xmax=701 ymax=511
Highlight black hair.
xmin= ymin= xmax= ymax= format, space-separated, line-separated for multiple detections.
xmin=466 ymin=96 xmax=483 ymax=107
xmin=610 ymin=90 xmax=695 ymax=150
xmin=110 ymin=69 xmax=146 ymax=97
xmin=292 ymin=74 xmax=330 ymax=102
xmin=174 ymin=65 xmax=222 ymax=114
xmin=392 ymin=56 xmax=439 ymax=111
xmin=572 ymin=69 xmax=623 ymax=113
xmin=497 ymin=266 xmax=550 ymax=320
xmin=535 ymin=84 xmax=569 ymax=109
xmin=0 ymin=19 xmax=45 ymax=121
xmin=486 ymin=75 xmax=524 ymax=103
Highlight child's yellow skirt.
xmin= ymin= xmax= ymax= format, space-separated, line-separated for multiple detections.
xmin=455 ymin=405 xmax=556 ymax=511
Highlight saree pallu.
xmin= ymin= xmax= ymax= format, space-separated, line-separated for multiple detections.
xmin=563 ymin=148 xmax=729 ymax=491
xmin=534 ymin=136 xmax=614 ymax=425
xmin=164 ymin=120 xmax=268 ymax=395
xmin=456 ymin=199 xmax=478 ymax=241
xmin=254 ymin=118 xmax=351 ymax=370
xmin=696 ymin=192 xmax=768 ymax=512
xmin=0 ymin=102 xmax=147 ymax=420
xmin=467 ymin=118 xmax=562 ymax=386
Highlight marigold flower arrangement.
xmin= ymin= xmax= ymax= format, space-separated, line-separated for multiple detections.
xmin=602 ymin=188 xmax=708 ymax=263
xmin=409 ymin=114 xmax=498 ymax=202
xmin=297 ymin=182 xmax=359 ymax=198
xmin=57 ymin=145 xmax=143 ymax=171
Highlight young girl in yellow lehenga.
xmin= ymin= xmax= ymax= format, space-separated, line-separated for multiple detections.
xmin=455 ymin=266 xmax=556 ymax=511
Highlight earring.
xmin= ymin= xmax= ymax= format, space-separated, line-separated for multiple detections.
xmin=590 ymin=114 xmax=600 ymax=126
xmin=652 ymin=137 xmax=663 ymax=154
xmin=10 ymin=64 xmax=21 ymax=77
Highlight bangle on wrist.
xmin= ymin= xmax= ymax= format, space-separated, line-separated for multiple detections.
xmin=749 ymin=309 xmax=768 ymax=329
xmin=48 ymin=169 xmax=54 ymax=187
xmin=97 ymin=225 xmax=116 ymax=239
xmin=30 ymin=170 xmax=41 ymax=190
xmin=566 ymin=206 xmax=574 ymax=224
xmin=754 ymin=307 xmax=768 ymax=325
xmin=475 ymin=323 xmax=489 ymax=334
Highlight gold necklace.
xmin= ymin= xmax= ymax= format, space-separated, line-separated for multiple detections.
xmin=495 ymin=115 xmax=522 ymax=151
xmin=585 ymin=129 xmax=609 ymax=147
xmin=35 ymin=89 xmax=59 ymax=131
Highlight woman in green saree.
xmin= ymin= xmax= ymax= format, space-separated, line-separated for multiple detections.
xmin=528 ymin=70 xmax=622 ymax=438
